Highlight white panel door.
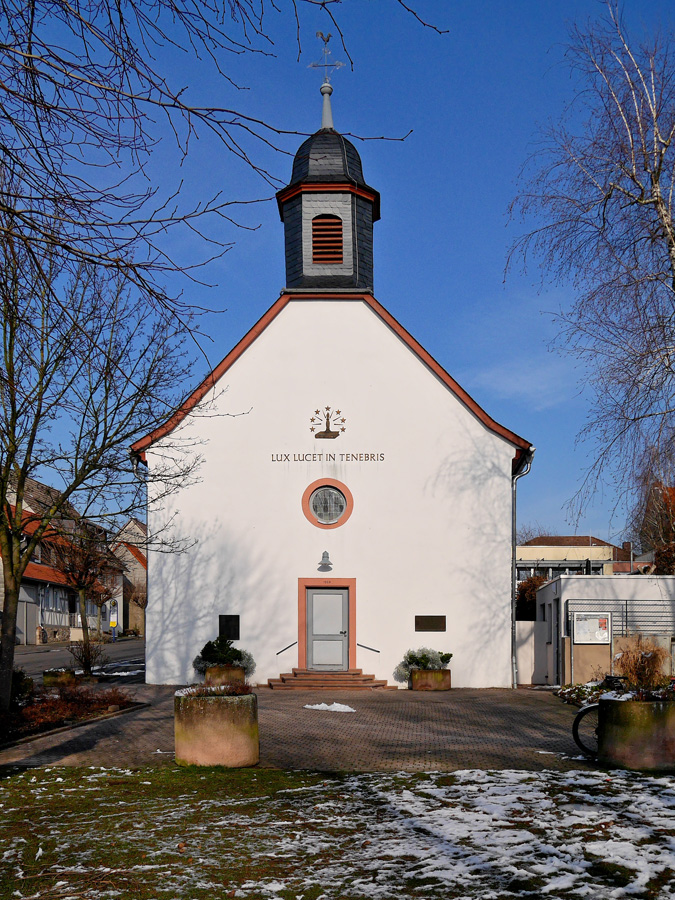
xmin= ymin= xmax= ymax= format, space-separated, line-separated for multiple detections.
xmin=306 ymin=589 xmax=348 ymax=670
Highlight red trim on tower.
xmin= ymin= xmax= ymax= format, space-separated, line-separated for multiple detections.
xmin=131 ymin=292 xmax=532 ymax=462
xmin=276 ymin=182 xmax=381 ymax=221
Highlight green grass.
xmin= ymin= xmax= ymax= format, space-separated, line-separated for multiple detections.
xmin=1 ymin=766 xmax=673 ymax=899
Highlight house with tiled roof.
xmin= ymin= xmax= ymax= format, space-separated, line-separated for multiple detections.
xmin=516 ymin=536 xmax=634 ymax=583
xmin=1 ymin=477 xmax=124 ymax=644
xmin=133 ymin=82 xmax=534 ymax=689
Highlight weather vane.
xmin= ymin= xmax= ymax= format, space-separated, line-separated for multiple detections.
xmin=309 ymin=32 xmax=344 ymax=83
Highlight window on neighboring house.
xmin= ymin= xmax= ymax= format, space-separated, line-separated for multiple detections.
xmin=29 ymin=542 xmax=41 ymax=564
xmin=312 ymin=215 xmax=343 ymax=264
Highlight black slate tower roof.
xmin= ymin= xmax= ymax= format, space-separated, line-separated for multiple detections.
xmin=290 ymin=129 xmax=366 ymax=187
xmin=276 ymin=83 xmax=380 ymax=293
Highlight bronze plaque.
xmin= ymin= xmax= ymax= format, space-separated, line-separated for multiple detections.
xmin=415 ymin=615 xmax=446 ymax=632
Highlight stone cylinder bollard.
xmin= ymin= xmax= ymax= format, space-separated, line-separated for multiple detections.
xmin=598 ymin=699 xmax=675 ymax=772
xmin=174 ymin=690 xmax=259 ymax=767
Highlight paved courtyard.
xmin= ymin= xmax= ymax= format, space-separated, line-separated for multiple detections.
xmin=0 ymin=684 xmax=590 ymax=772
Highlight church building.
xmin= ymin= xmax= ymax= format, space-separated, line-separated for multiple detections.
xmin=133 ymin=80 xmax=534 ymax=689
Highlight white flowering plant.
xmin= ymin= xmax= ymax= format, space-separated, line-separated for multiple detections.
xmin=393 ymin=647 xmax=452 ymax=684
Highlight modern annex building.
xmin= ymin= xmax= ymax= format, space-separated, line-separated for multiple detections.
xmin=133 ymin=82 xmax=534 ymax=688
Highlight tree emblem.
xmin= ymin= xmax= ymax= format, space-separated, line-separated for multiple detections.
xmin=310 ymin=406 xmax=346 ymax=440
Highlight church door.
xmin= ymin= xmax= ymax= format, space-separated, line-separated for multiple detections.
xmin=306 ymin=588 xmax=349 ymax=671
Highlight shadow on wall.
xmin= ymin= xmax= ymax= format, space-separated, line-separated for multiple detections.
xmin=425 ymin=423 xmax=515 ymax=686
xmin=147 ymin=518 xmax=293 ymax=685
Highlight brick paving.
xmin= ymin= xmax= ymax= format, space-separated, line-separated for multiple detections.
xmin=0 ymin=685 xmax=592 ymax=773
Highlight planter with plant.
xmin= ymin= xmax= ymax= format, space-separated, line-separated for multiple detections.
xmin=393 ymin=648 xmax=453 ymax=690
xmin=174 ymin=683 xmax=259 ymax=767
xmin=192 ymin=636 xmax=256 ymax=685
xmin=597 ymin=635 xmax=675 ymax=771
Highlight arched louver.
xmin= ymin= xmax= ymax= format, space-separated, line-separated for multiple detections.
xmin=312 ymin=215 xmax=343 ymax=264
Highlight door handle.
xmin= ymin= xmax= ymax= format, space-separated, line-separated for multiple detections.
xmin=340 ymin=630 xmax=347 ymax=635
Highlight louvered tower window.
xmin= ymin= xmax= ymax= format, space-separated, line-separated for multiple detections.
xmin=312 ymin=215 xmax=343 ymax=264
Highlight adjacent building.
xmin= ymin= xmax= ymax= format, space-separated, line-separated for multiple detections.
xmin=516 ymin=535 xmax=634 ymax=582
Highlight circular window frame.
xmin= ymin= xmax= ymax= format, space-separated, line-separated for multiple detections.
xmin=302 ymin=478 xmax=354 ymax=530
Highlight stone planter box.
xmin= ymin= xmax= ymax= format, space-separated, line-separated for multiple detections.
xmin=43 ymin=670 xmax=77 ymax=687
xmin=204 ymin=665 xmax=246 ymax=686
xmin=410 ymin=669 xmax=452 ymax=691
xmin=598 ymin=699 xmax=675 ymax=772
xmin=174 ymin=690 xmax=259 ymax=767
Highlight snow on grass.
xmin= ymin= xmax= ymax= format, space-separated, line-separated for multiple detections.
xmin=1 ymin=767 xmax=675 ymax=898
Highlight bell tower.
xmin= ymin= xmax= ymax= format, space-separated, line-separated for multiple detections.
xmin=276 ymin=75 xmax=380 ymax=293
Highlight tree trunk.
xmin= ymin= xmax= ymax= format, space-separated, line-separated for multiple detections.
xmin=78 ymin=587 xmax=91 ymax=675
xmin=0 ymin=573 xmax=20 ymax=712
xmin=97 ymin=604 xmax=102 ymax=636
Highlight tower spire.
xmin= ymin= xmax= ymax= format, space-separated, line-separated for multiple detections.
xmin=309 ymin=32 xmax=343 ymax=131
xmin=321 ymin=82 xmax=334 ymax=130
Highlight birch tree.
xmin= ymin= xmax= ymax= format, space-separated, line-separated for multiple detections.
xmin=510 ymin=2 xmax=675 ymax=516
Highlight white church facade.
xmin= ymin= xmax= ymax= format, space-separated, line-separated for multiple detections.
xmin=134 ymin=82 xmax=534 ymax=689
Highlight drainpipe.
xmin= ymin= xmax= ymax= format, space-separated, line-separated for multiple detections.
xmin=511 ymin=447 xmax=536 ymax=689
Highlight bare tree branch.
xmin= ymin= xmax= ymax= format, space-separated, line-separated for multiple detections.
xmin=510 ymin=1 xmax=675 ymax=522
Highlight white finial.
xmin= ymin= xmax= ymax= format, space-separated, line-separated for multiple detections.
xmin=321 ymin=82 xmax=334 ymax=130
xmin=309 ymin=32 xmax=343 ymax=130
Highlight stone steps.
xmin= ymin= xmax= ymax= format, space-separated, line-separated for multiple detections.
xmin=268 ymin=668 xmax=394 ymax=690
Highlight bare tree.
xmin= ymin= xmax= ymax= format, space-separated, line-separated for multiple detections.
xmin=516 ymin=522 xmax=558 ymax=545
xmin=0 ymin=214 xmax=198 ymax=711
xmin=49 ymin=524 xmax=117 ymax=672
xmin=510 ymin=2 xmax=675 ymax=517
xmin=0 ymin=0 xmax=445 ymax=313
xmin=128 ymin=578 xmax=148 ymax=635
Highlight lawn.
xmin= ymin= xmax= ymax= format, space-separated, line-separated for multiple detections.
xmin=2 ymin=766 xmax=675 ymax=899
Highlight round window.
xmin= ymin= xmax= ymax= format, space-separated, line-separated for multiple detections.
xmin=302 ymin=478 xmax=353 ymax=529
xmin=310 ymin=486 xmax=346 ymax=525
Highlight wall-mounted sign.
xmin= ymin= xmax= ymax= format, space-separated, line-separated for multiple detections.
xmin=310 ymin=406 xmax=346 ymax=439
xmin=573 ymin=612 xmax=611 ymax=644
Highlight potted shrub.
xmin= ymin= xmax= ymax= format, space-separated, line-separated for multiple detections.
xmin=192 ymin=636 xmax=256 ymax=686
xmin=393 ymin=647 xmax=453 ymax=690
xmin=174 ymin=683 xmax=259 ymax=767
xmin=598 ymin=635 xmax=675 ymax=771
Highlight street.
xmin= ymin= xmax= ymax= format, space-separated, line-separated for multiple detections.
xmin=13 ymin=636 xmax=145 ymax=681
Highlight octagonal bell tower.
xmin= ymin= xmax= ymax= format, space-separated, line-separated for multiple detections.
xmin=276 ymin=82 xmax=380 ymax=293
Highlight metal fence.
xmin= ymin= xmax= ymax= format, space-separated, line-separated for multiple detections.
xmin=565 ymin=597 xmax=675 ymax=639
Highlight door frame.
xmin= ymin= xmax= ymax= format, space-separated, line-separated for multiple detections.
xmin=298 ymin=578 xmax=356 ymax=670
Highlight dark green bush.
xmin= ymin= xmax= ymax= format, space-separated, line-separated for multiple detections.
xmin=11 ymin=667 xmax=35 ymax=707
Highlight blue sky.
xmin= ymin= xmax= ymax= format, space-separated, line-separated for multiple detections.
xmin=148 ymin=1 xmax=675 ymax=543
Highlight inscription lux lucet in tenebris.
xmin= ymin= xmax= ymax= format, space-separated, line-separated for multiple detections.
xmin=271 ymin=452 xmax=385 ymax=462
